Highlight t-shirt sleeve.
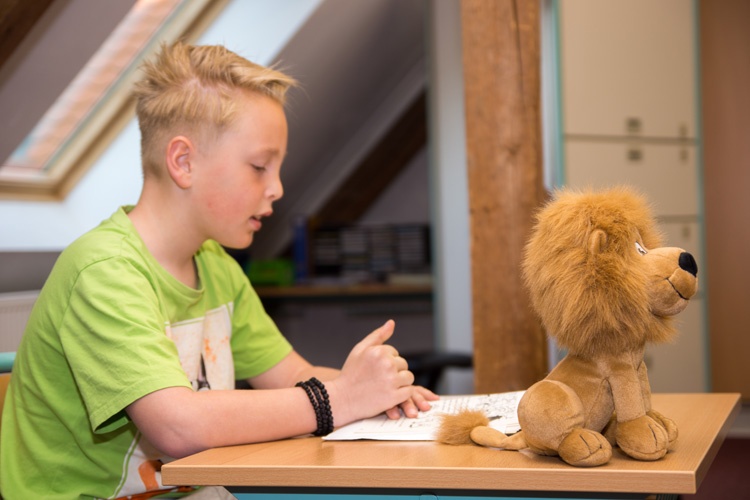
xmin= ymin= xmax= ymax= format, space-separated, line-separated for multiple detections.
xmin=59 ymin=257 xmax=192 ymax=434
xmin=229 ymin=276 xmax=292 ymax=381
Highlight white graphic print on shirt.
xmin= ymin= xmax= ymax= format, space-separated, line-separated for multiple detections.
xmin=167 ymin=302 xmax=235 ymax=391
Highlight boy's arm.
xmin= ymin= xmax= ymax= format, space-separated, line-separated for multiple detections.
xmin=247 ymin=349 xmax=340 ymax=388
xmin=127 ymin=320 xmax=436 ymax=458
xmin=248 ymin=348 xmax=436 ymax=420
xmin=126 ymin=384 xmax=319 ymax=458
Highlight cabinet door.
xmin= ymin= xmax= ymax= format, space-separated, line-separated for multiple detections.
xmin=565 ymin=141 xmax=699 ymax=217
xmin=646 ymin=297 xmax=708 ymax=392
xmin=661 ymin=220 xmax=703 ymax=275
xmin=560 ymin=0 xmax=696 ymax=138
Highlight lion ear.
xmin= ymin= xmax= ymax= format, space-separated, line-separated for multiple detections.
xmin=588 ymin=229 xmax=608 ymax=255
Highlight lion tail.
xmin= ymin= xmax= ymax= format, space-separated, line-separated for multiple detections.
xmin=436 ymin=410 xmax=527 ymax=450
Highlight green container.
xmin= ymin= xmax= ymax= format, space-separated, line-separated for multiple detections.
xmin=245 ymin=259 xmax=295 ymax=287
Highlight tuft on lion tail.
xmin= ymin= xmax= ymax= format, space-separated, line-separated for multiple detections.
xmin=437 ymin=410 xmax=528 ymax=450
xmin=437 ymin=410 xmax=489 ymax=445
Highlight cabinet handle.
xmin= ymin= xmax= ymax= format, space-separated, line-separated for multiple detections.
xmin=680 ymin=147 xmax=689 ymax=163
xmin=627 ymin=148 xmax=643 ymax=162
xmin=626 ymin=117 xmax=642 ymax=134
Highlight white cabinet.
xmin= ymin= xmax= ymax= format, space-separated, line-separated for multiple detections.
xmin=645 ymin=297 xmax=707 ymax=393
xmin=565 ymin=141 xmax=699 ymax=217
xmin=559 ymin=0 xmax=707 ymax=392
xmin=560 ymin=0 xmax=696 ymax=139
xmin=661 ymin=220 xmax=703 ymax=279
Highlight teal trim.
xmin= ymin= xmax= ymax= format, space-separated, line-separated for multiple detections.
xmin=0 ymin=351 xmax=15 ymax=372
xmin=552 ymin=0 xmax=565 ymax=188
xmin=691 ymin=0 xmax=712 ymax=392
xmin=540 ymin=0 xmax=565 ymax=190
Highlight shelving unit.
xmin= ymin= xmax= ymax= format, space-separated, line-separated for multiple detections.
xmin=255 ymin=283 xmax=432 ymax=300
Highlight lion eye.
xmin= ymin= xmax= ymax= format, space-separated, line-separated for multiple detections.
xmin=635 ymin=242 xmax=648 ymax=255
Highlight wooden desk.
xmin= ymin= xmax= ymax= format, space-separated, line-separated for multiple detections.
xmin=162 ymin=393 xmax=740 ymax=499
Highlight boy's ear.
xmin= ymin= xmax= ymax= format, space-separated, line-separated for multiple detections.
xmin=166 ymin=136 xmax=194 ymax=189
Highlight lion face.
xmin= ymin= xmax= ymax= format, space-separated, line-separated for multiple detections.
xmin=523 ymin=187 xmax=698 ymax=357
xmin=640 ymin=244 xmax=698 ymax=317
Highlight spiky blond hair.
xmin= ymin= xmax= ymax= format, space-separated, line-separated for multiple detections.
xmin=132 ymin=42 xmax=297 ymax=178
xmin=522 ymin=186 xmax=675 ymax=357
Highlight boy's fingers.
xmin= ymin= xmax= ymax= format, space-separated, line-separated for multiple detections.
xmin=399 ymin=399 xmax=419 ymax=418
xmin=385 ymin=406 xmax=402 ymax=420
xmin=394 ymin=355 xmax=408 ymax=371
xmin=412 ymin=390 xmax=436 ymax=412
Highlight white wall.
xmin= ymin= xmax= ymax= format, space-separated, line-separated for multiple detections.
xmin=359 ymin=147 xmax=430 ymax=225
xmin=0 ymin=0 xmax=321 ymax=251
xmin=427 ymin=0 xmax=474 ymax=394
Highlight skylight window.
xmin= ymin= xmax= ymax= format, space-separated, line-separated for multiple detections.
xmin=0 ymin=0 xmax=226 ymax=200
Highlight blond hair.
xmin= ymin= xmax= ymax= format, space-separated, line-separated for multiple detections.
xmin=132 ymin=42 xmax=297 ymax=178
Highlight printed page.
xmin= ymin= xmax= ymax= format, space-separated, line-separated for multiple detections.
xmin=324 ymin=391 xmax=525 ymax=441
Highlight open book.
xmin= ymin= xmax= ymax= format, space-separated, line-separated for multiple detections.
xmin=324 ymin=391 xmax=525 ymax=441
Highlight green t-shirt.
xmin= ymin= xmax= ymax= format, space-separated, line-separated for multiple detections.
xmin=0 ymin=207 xmax=292 ymax=499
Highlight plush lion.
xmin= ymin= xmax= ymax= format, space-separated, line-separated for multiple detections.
xmin=438 ymin=186 xmax=698 ymax=467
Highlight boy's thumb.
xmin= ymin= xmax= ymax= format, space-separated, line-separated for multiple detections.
xmin=359 ymin=319 xmax=395 ymax=348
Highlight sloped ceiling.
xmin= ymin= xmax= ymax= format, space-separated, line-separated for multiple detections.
xmin=253 ymin=0 xmax=428 ymax=258
xmin=0 ymin=0 xmax=428 ymax=258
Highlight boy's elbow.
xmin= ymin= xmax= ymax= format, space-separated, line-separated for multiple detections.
xmin=127 ymin=387 xmax=212 ymax=458
xmin=152 ymin=432 xmax=207 ymax=459
xmin=133 ymin=415 xmax=212 ymax=458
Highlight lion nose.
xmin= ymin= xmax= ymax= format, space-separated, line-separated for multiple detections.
xmin=679 ymin=252 xmax=698 ymax=277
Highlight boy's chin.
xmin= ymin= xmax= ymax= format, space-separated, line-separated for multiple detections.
xmin=220 ymin=234 xmax=254 ymax=250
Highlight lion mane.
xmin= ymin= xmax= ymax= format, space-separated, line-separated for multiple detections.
xmin=522 ymin=187 xmax=675 ymax=357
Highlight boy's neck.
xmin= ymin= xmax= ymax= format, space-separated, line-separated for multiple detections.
xmin=127 ymin=202 xmax=202 ymax=289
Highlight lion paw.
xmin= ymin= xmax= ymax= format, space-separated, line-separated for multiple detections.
xmin=616 ymin=415 xmax=669 ymax=461
xmin=558 ymin=428 xmax=612 ymax=467
xmin=647 ymin=410 xmax=678 ymax=449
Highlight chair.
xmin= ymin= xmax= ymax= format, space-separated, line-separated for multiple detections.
xmin=403 ymin=351 xmax=473 ymax=392
xmin=0 ymin=352 xmax=14 ymax=373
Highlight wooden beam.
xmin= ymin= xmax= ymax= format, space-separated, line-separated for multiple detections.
xmin=460 ymin=0 xmax=547 ymax=393
xmin=313 ymin=91 xmax=427 ymax=226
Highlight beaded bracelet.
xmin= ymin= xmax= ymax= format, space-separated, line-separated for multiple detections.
xmin=296 ymin=377 xmax=334 ymax=436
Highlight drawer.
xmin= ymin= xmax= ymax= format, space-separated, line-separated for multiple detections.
xmin=645 ymin=297 xmax=707 ymax=393
xmin=564 ymin=140 xmax=699 ymax=217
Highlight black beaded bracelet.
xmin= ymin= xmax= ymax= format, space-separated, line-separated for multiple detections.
xmin=296 ymin=377 xmax=334 ymax=436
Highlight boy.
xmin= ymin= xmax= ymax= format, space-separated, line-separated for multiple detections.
xmin=0 ymin=42 xmax=437 ymax=499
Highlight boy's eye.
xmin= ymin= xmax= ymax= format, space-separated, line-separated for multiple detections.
xmin=252 ymin=165 xmax=267 ymax=172
xmin=635 ymin=242 xmax=648 ymax=255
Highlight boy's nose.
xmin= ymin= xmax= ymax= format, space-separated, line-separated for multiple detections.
xmin=268 ymin=177 xmax=283 ymax=201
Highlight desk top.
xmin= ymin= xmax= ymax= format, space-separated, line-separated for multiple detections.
xmin=162 ymin=393 xmax=740 ymax=495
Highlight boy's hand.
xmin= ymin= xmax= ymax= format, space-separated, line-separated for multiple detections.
xmin=331 ymin=320 xmax=436 ymax=424
xmin=385 ymin=385 xmax=439 ymax=420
